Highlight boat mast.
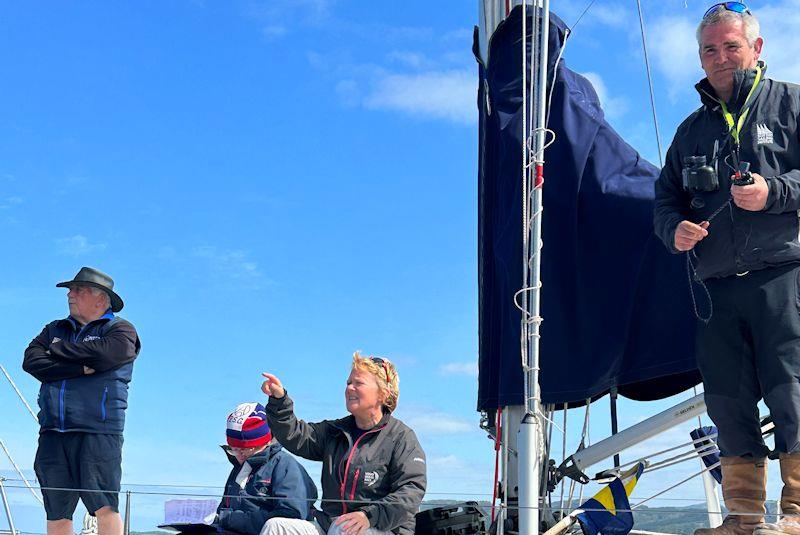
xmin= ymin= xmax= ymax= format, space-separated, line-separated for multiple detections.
xmin=519 ymin=0 xmax=550 ymax=531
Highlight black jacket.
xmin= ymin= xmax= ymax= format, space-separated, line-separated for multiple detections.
xmin=266 ymin=393 xmax=426 ymax=535
xmin=216 ymin=444 xmax=318 ymax=535
xmin=23 ymin=311 xmax=140 ymax=434
xmin=654 ymin=62 xmax=800 ymax=279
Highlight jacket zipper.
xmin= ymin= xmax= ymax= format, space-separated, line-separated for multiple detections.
xmin=101 ymin=387 xmax=108 ymax=421
xmin=339 ymin=427 xmax=384 ymax=514
xmin=349 ymin=468 xmax=360 ymax=502
xmin=59 ymin=380 xmax=66 ymax=431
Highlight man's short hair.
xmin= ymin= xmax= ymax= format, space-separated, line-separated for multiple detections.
xmin=696 ymin=7 xmax=760 ymax=47
xmin=88 ymin=287 xmax=112 ymax=310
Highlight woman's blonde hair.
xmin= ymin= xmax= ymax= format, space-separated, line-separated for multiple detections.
xmin=352 ymin=351 xmax=400 ymax=413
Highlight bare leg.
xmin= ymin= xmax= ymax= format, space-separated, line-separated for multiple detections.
xmin=95 ymin=506 xmax=123 ymax=535
xmin=47 ymin=519 xmax=73 ymax=535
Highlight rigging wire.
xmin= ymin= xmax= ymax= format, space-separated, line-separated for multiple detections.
xmin=635 ymin=0 xmax=665 ymax=166
xmin=570 ymin=0 xmax=599 ymax=31
xmin=633 ymin=462 xmax=721 ymax=510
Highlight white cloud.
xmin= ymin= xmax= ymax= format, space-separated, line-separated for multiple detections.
xmin=580 ymin=71 xmax=629 ymax=120
xmin=424 ymin=454 xmax=495 ymax=497
xmin=592 ymin=3 xmax=630 ymax=28
xmin=440 ymin=28 xmax=473 ymax=43
xmin=427 ymin=454 xmax=465 ymax=471
xmin=335 ymin=79 xmax=360 ymax=107
xmin=386 ymin=51 xmax=436 ymax=70
xmin=404 ymin=413 xmax=474 ymax=435
xmin=192 ymin=246 xmax=262 ymax=281
xmin=262 ymin=25 xmax=287 ymax=39
xmin=648 ymin=16 xmax=704 ymax=102
xmin=759 ymin=3 xmax=800 ymax=83
xmin=56 ymin=235 xmax=107 ymax=256
xmin=363 ymin=69 xmax=476 ymax=124
xmin=0 ymin=196 xmax=22 ymax=210
xmin=645 ymin=3 xmax=800 ymax=103
xmin=439 ymin=361 xmax=478 ymax=377
xmin=244 ymin=0 xmax=332 ymax=37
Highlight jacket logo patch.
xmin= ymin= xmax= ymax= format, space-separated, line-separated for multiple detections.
xmin=755 ymin=123 xmax=774 ymax=145
xmin=363 ymin=471 xmax=380 ymax=487
xmin=83 ymin=335 xmax=101 ymax=342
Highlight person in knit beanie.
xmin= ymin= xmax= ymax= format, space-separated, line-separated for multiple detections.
xmin=215 ymin=402 xmax=319 ymax=535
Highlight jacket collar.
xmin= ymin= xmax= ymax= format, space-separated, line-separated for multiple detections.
xmin=696 ymin=60 xmax=767 ymax=111
xmin=64 ymin=309 xmax=115 ymax=331
xmin=332 ymin=412 xmax=393 ymax=436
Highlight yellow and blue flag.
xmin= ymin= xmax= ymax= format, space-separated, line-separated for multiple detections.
xmin=575 ymin=462 xmax=645 ymax=535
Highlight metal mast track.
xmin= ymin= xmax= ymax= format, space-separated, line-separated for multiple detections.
xmin=519 ymin=0 xmax=550 ymax=532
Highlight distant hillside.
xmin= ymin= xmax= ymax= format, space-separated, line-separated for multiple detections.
xmin=130 ymin=501 xmax=782 ymax=535
xmin=414 ymin=500 xmax=781 ymax=534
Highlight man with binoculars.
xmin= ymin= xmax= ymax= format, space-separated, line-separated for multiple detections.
xmin=655 ymin=3 xmax=800 ymax=534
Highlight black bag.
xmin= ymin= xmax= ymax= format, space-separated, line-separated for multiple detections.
xmin=414 ymin=502 xmax=486 ymax=535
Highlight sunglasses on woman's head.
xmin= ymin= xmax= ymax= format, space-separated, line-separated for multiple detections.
xmin=369 ymin=356 xmax=393 ymax=382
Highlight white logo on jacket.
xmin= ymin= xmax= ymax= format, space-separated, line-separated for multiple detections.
xmin=83 ymin=335 xmax=101 ymax=342
xmin=363 ymin=471 xmax=380 ymax=487
xmin=755 ymin=123 xmax=774 ymax=145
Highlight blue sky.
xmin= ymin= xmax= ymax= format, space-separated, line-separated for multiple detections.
xmin=1 ymin=0 xmax=798 ymax=532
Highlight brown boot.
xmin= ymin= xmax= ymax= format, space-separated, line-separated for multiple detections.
xmin=755 ymin=454 xmax=800 ymax=534
xmin=694 ymin=457 xmax=767 ymax=535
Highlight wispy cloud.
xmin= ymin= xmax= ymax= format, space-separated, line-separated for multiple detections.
xmin=439 ymin=361 xmax=478 ymax=377
xmin=0 ymin=196 xmax=22 ymax=210
xmin=56 ymin=235 xmax=107 ymax=256
xmin=580 ymin=72 xmax=629 ymax=120
xmin=424 ymin=454 xmax=494 ymax=496
xmin=363 ymin=69 xmax=476 ymax=124
xmin=759 ymin=2 xmax=800 ymax=83
xmin=404 ymin=413 xmax=474 ymax=435
xmin=192 ymin=246 xmax=262 ymax=281
xmin=243 ymin=0 xmax=333 ymax=39
xmin=262 ymin=25 xmax=287 ymax=39
xmin=647 ymin=3 xmax=800 ymax=103
xmin=386 ymin=51 xmax=438 ymax=70
xmin=303 ymin=22 xmax=475 ymax=125
xmin=648 ymin=16 xmax=702 ymax=102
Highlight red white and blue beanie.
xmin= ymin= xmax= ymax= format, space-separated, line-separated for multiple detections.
xmin=226 ymin=402 xmax=272 ymax=448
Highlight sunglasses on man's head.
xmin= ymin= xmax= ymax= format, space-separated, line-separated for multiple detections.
xmin=703 ymin=2 xmax=751 ymax=19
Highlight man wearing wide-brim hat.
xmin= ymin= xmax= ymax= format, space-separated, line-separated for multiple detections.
xmin=23 ymin=267 xmax=141 ymax=535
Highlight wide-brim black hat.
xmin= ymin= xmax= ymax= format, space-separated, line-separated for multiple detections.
xmin=56 ymin=266 xmax=124 ymax=312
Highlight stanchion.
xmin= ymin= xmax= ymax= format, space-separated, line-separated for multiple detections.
xmin=124 ymin=490 xmax=132 ymax=535
xmin=0 ymin=478 xmax=17 ymax=535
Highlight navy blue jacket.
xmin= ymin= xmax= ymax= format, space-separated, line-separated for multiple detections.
xmin=216 ymin=443 xmax=318 ymax=535
xmin=23 ymin=311 xmax=140 ymax=434
xmin=655 ymin=62 xmax=800 ymax=279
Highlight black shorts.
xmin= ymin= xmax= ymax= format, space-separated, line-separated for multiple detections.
xmin=34 ymin=431 xmax=123 ymax=520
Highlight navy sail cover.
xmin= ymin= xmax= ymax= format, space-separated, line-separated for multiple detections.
xmin=476 ymin=6 xmax=701 ymax=409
